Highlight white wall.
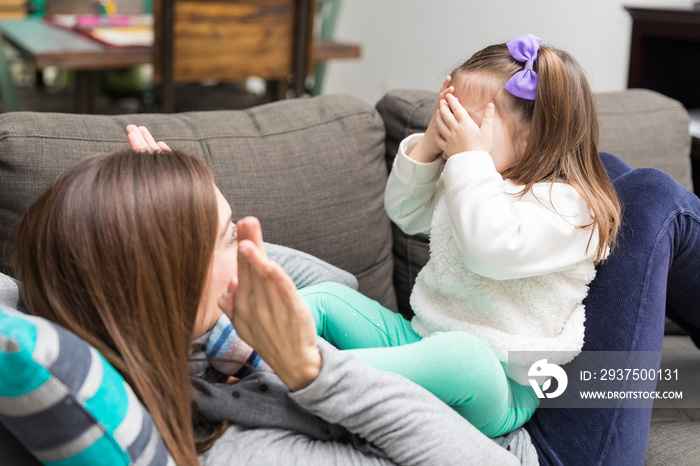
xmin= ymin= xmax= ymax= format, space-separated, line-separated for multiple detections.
xmin=323 ymin=0 xmax=694 ymax=105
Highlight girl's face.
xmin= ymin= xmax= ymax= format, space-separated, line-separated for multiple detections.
xmin=453 ymin=83 xmax=521 ymax=174
xmin=193 ymin=187 xmax=238 ymax=337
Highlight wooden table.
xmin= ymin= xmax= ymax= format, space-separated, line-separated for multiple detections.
xmin=0 ymin=18 xmax=152 ymax=113
xmin=0 ymin=17 xmax=360 ymax=114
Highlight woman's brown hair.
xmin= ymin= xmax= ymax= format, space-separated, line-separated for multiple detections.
xmin=451 ymin=43 xmax=621 ymax=263
xmin=14 ymin=148 xmax=219 ymax=465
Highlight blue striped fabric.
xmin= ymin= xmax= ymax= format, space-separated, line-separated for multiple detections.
xmin=0 ymin=297 xmax=175 ymax=466
xmin=205 ymin=313 xmax=270 ymax=378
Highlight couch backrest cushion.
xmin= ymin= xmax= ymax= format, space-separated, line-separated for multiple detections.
xmin=595 ymin=89 xmax=692 ymax=191
xmin=0 ymin=95 xmax=396 ymax=311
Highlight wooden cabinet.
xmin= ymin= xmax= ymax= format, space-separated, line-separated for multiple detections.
xmin=625 ymin=6 xmax=700 ymax=193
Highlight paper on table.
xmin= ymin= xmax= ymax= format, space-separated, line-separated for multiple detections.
xmin=89 ymin=26 xmax=153 ymax=47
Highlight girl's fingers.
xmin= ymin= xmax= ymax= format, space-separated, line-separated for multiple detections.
xmin=434 ymin=108 xmax=454 ymax=147
xmin=439 ymin=76 xmax=452 ymax=94
xmin=445 ymin=93 xmax=469 ymax=122
xmin=434 ymin=132 xmax=446 ymax=152
xmin=437 ymin=87 xmax=454 ymax=108
xmin=437 ymin=101 xmax=457 ymax=130
xmin=435 ymin=77 xmax=453 ymax=111
xmin=438 ymin=85 xmax=454 ymax=99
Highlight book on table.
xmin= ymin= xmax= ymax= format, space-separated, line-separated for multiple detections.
xmin=45 ymin=13 xmax=153 ymax=47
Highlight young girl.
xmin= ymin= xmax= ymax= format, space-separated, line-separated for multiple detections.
xmin=297 ymin=34 xmax=621 ymax=438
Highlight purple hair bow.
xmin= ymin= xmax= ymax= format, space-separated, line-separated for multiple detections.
xmin=503 ymin=34 xmax=541 ymax=100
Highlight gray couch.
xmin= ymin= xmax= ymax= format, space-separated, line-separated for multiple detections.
xmin=0 ymin=88 xmax=697 ymax=465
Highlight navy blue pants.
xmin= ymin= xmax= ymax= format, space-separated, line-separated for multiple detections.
xmin=527 ymin=153 xmax=700 ymax=465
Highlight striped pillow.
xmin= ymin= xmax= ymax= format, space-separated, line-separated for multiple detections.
xmin=0 ymin=303 xmax=174 ymax=466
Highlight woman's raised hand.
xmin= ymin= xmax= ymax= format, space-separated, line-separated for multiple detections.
xmin=126 ymin=125 xmax=171 ymax=153
xmin=220 ymin=217 xmax=322 ymax=392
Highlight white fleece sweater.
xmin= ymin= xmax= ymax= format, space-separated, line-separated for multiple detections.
xmin=385 ymin=134 xmax=599 ymax=370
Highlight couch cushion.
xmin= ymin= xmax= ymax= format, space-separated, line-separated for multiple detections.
xmin=374 ymin=91 xmax=434 ymax=317
xmin=0 ymin=273 xmax=173 ymax=466
xmin=0 ymin=95 xmax=396 ymax=311
xmin=596 ymin=89 xmax=692 ymax=191
xmin=645 ymin=422 xmax=700 ymax=466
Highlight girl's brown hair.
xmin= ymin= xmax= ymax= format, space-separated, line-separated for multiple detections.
xmin=14 ymin=148 xmax=219 ymax=465
xmin=451 ymin=43 xmax=621 ymax=262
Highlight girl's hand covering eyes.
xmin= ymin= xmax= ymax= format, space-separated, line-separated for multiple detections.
xmin=435 ymin=94 xmax=495 ymax=159
xmin=406 ymin=76 xmax=454 ymax=163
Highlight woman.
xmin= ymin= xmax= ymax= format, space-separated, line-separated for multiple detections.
xmin=13 ymin=127 xmax=522 ymax=465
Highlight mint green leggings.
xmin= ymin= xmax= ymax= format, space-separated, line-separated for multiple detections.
xmin=299 ymin=281 xmax=539 ymax=438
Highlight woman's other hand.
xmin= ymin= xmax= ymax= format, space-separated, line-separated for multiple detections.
xmin=126 ymin=125 xmax=171 ymax=153
xmin=219 ymin=217 xmax=322 ymax=391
